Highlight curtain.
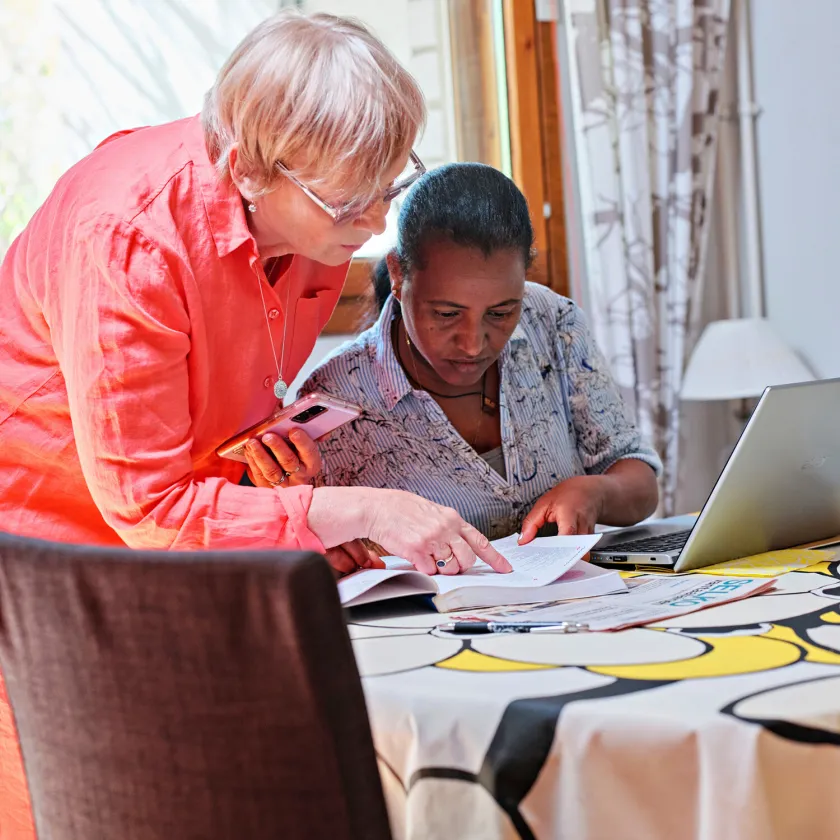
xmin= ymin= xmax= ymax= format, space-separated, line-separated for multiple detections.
xmin=0 ymin=0 xmax=280 ymax=261
xmin=0 ymin=0 xmax=58 ymax=256
xmin=563 ymin=0 xmax=731 ymax=513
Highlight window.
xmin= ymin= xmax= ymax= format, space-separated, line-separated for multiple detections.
xmin=300 ymin=0 xmax=512 ymax=262
xmin=1 ymin=0 xmax=569 ymax=333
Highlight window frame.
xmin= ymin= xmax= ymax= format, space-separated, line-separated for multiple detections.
xmin=323 ymin=0 xmax=569 ymax=335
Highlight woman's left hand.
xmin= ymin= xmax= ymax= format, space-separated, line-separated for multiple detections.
xmin=244 ymin=429 xmax=321 ymax=488
xmin=518 ymin=476 xmax=606 ymax=544
xmin=325 ymin=539 xmax=387 ymax=578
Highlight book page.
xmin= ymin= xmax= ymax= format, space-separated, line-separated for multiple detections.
xmin=337 ymin=564 xmax=429 ymax=607
xmin=340 ymin=573 xmax=439 ymax=608
xmin=427 ymin=533 xmax=601 ymax=595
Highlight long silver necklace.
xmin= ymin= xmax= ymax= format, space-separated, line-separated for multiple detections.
xmin=256 ymin=258 xmax=292 ymax=400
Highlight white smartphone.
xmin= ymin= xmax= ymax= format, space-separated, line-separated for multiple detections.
xmin=216 ymin=391 xmax=361 ymax=464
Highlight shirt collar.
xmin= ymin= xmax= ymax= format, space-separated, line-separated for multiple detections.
xmin=498 ymin=318 xmax=528 ymax=368
xmin=508 ymin=319 xmax=529 ymax=346
xmin=371 ymin=296 xmax=415 ymax=411
xmin=184 ymin=115 xmax=255 ymax=259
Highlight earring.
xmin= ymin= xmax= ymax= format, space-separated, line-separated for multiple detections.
xmin=247 ymin=201 xmax=257 ymax=213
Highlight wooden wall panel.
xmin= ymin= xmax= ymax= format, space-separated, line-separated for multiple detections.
xmin=447 ymin=0 xmax=503 ymax=169
xmin=535 ymin=20 xmax=570 ymax=297
xmin=502 ymin=0 xmax=548 ymax=285
xmin=323 ymin=259 xmax=376 ymax=335
xmin=502 ymin=1 xmax=569 ymax=296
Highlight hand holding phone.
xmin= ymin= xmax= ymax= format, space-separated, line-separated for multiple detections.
xmin=244 ymin=428 xmax=320 ymax=488
xmin=216 ymin=391 xmax=360 ymax=465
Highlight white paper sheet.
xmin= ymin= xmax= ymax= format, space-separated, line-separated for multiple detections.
xmin=431 ymin=534 xmax=601 ymax=594
xmin=335 ymin=567 xmax=436 ymax=607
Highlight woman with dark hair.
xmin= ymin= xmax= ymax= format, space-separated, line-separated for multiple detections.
xmin=371 ymin=255 xmax=394 ymax=313
xmin=290 ymin=163 xmax=661 ymax=542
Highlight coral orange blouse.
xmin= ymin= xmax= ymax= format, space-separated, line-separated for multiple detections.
xmin=0 ymin=116 xmax=349 ymax=838
xmin=0 ymin=115 xmax=348 ymax=552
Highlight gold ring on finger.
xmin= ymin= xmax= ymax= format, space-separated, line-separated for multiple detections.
xmin=435 ymin=551 xmax=456 ymax=570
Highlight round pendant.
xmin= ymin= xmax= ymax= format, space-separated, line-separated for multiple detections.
xmin=274 ymin=378 xmax=288 ymax=400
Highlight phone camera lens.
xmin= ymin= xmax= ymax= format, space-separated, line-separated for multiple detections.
xmin=290 ymin=405 xmax=328 ymax=424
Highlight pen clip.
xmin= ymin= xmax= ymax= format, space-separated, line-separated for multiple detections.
xmin=530 ymin=621 xmax=590 ymax=634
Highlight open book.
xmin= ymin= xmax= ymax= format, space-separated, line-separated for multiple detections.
xmin=338 ymin=533 xmax=625 ymax=612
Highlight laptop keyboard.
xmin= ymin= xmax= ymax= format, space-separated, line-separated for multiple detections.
xmin=604 ymin=529 xmax=692 ymax=554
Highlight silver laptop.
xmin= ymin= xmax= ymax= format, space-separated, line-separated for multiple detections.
xmin=590 ymin=377 xmax=840 ymax=572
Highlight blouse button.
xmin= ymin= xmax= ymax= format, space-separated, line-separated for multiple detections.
xmin=263 ymin=376 xmax=273 ymax=388
xmin=268 ymin=308 xmax=280 ymax=319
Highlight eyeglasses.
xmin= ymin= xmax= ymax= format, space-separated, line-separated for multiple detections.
xmin=275 ymin=151 xmax=426 ymax=224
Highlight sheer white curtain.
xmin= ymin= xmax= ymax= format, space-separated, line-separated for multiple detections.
xmin=562 ymin=0 xmax=732 ymax=512
xmin=0 ymin=0 xmax=278 ymax=258
xmin=0 ymin=0 xmax=58 ymax=254
xmin=1 ymin=0 xmax=460 ymax=265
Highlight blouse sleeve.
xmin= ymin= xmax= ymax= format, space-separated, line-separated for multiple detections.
xmin=556 ymin=301 xmax=662 ymax=477
xmin=50 ymin=216 xmax=324 ymax=552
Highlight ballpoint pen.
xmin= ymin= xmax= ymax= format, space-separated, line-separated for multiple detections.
xmin=439 ymin=620 xmax=590 ymax=634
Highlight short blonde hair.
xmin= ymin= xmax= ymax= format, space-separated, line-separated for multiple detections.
xmin=202 ymin=10 xmax=426 ymax=208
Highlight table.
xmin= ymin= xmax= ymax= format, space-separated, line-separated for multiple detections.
xmin=348 ymin=558 xmax=840 ymax=840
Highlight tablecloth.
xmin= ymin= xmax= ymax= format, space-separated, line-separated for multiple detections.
xmin=350 ymin=558 xmax=840 ymax=840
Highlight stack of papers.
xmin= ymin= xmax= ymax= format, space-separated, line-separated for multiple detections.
xmin=466 ymin=574 xmax=776 ymax=631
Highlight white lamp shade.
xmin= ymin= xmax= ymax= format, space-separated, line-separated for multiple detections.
xmin=681 ymin=318 xmax=814 ymax=401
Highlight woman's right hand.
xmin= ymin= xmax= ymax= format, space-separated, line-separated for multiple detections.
xmin=368 ymin=490 xmax=513 ymax=576
xmin=307 ymin=487 xmax=513 ymax=577
xmin=244 ymin=429 xmax=321 ymax=488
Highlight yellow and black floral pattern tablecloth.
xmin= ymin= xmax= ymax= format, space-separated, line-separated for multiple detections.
xmin=350 ymin=559 xmax=840 ymax=840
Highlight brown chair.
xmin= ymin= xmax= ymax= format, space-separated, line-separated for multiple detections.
xmin=0 ymin=531 xmax=392 ymax=840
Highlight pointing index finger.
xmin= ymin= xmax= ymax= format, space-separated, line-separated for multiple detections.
xmin=461 ymin=525 xmax=512 ymax=573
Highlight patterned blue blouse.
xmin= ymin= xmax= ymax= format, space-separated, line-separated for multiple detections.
xmin=300 ymin=282 xmax=662 ymax=540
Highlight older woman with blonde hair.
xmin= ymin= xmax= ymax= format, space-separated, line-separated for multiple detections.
xmin=0 ymin=10 xmax=509 ymax=575
xmin=0 ymin=10 xmax=512 ymax=839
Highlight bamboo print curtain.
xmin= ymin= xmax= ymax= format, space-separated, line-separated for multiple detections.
xmin=563 ymin=0 xmax=731 ymax=512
